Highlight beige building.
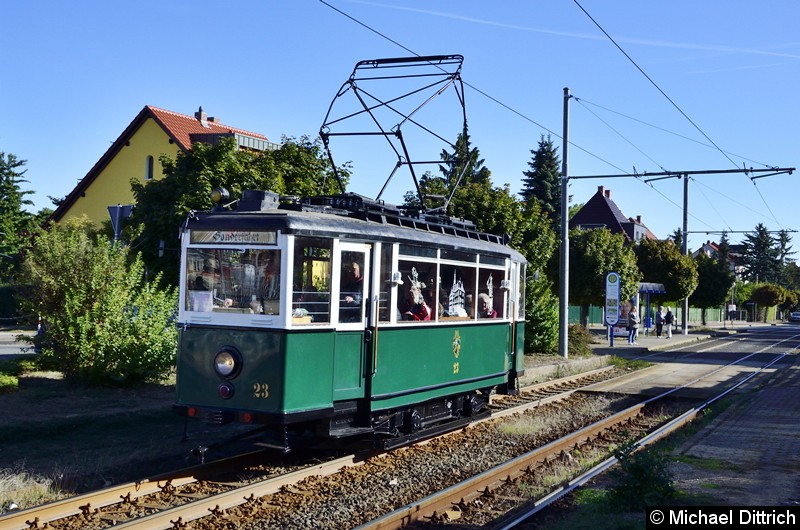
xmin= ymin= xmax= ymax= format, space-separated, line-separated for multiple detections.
xmin=51 ymin=105 xmax=274 ymax=226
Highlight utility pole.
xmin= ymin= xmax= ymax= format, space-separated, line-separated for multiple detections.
xmin=568 ymin=166 xmax=794 ymax=339
xmin=559 ymin=87 xmax=571 ymax=358
xmin=681 ymin=174 xmax=689 ymax=335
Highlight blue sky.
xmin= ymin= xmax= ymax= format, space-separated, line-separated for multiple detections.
xmin=2 ymin=0 xmax=798 ymax=251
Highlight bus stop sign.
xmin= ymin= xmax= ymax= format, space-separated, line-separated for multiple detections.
xmin=605 ymin=272 xmax=620 ymax=326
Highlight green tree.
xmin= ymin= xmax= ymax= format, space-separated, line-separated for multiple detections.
xmin=405 ymin=132 xmax=559 ymax=351
xmin=0 ymin=152 xmax=39 ymax=282
xmin=566 ymin=228 xmax=641 ymax=326
xmin=750 ymin=283 xmax=786 ymax=323
xmin=669 ymin=228 xmax=684 ymax=249
xmin=634 ymin=238 xmax=698 ymax=303
xmin=568 ymin=202 xmax=583 ymax=220
xmin=779 ymin=289 xmax=799 ymax=315
xmin=689 ymin=253 xmax=734 ymax=325
xmin=19 ymin=217 xmax=178 ymax=384
xmin=403 ymin=128 xmax=491 ymax=211
xmin=739 ymin=223 xmax=781 ymax=283
xmin=520 ymin=134 xmax=562 ymax=230
xmin=777 ymin=229 xmax=795 ymax=286
xmin=734 ymin=279 xmax=756 ymax=315
xmin=437 ymin=128 xmax=491 ymax=189
xmin=525 ymin=274 xmax=559 ymax=355
xmin=129 ymin=136 xmax=347 ymax=285
xmin=783 ymin=262 xmax=800 ymax=292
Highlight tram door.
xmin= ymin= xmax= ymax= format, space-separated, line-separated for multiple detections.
xmin=332 ymin=242 xmax=371 ymax=401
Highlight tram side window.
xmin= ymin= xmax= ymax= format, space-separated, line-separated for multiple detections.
xmin=186 ymin=248 xmax=281 ymax=314
xmin=397 ymin=261 xmax=435 ymax=322
xmin=339 ymin=251 xmax=365 ymax=323
xmin=439 ymin=264 xmax=475 ymax=319
xmin=477 ymin=268 xmax=503 ymax=319
xmin=378 ymin=243 xmax=393 ymax=322
xmin=516 ymin=263 xmax=527 ymax=319
xmin=292 ymin=237 xmax=332 ymax=323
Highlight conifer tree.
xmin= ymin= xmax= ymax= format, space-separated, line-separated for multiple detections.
xmin=0 ymin=152 xmax=39 ymax=282
xmin=520 ymin=134 xmax=561 ymax=230
xmin=739 ymin=223 xmax=781 ymax=283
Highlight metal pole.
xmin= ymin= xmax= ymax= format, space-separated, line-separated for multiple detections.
xmin=559 ymin=87 xmax=571 ymax=358
xmin=681 ymin=174 xmax=689 ymax=334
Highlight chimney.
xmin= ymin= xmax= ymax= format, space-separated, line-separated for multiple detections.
xmin=605 ymin=189 xmax=611 ymax=199
xmin=636 ymin=215 xmax=642 ymax=224
xmin=597 ymin=185 xmax=605 ymax=197
xmin=195 ymin=106 xmax=209 ymax=128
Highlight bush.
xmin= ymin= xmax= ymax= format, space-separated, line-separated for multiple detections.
xmin=607 ymin=441 xmax=676 ymax=510
xmin=568 ymin=323 xmax=595 ymax=358
xmin=525 ymin=276 xmax=559 ymax=354
xmin=19 ymin=217 xmax=178 ymax=385
xmin=0 ymin=373 xmax=18 ymax=394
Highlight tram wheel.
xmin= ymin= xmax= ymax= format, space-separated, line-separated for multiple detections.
xmin=404 ymin=409 xmax=423 ymax=434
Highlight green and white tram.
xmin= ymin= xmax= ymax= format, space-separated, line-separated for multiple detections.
xmin=173 ymin=189 xmax=527 ymax=450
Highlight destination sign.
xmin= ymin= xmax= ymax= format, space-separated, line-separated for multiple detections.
xmin=190 ymin=230 xmax=277 ymax=244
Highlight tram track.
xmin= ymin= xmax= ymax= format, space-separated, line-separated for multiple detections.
xmin=4 ymin=348 xmax=784 ymax=530
xmin=487 ymin=350 xmax=792 ymax=530
xmin=0 ymin=365 xmax=639 ymax=530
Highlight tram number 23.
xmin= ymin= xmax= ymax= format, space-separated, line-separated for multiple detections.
xmin=253 ymin=383 xmax=270 ymax=399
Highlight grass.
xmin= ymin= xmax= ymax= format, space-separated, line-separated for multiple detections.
xmin=673 ymin=454 xmax=742 ymax=472
xmin=609 ymin=355 xmax=651 ymax=371
xmin=0 ymin=373 xmax=17 ymax=394
xmin=0 ymin=467 xmax=62 ymax=512
xmin=498 ymin=396 xmax=612 ymax=437
xmin=0 ymin=356 xmax=40 ymax=394
xmin=525 ymin=396 xmax=739 ymax=528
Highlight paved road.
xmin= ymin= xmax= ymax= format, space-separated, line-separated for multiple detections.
xmin=0 ymin=330 xmax=37 ymax=359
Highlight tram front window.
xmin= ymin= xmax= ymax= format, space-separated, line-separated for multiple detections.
xmin=185 ymin=248 xmax=282 ymax=314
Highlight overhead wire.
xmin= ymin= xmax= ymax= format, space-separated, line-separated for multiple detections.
xmin=572 ymin=0 xmax=786 ymax=231
xmin=319 ymin=0 xmax=729 ymax=234
xmin=320 ymin=0 xmax=787 ymax=235
xmin=573 ymin=97 xmax=668 ymax=172
xmin=692 ymin=178 xmax=776 ymax=222
xmin=573 ymin=97 xmax=775 ymax=169
xmin=572 ymin=0 xmax=738 ymax=169
xmin=318 ymin=0 xmax=625 ymax=174
xmin=691 ymin=178 xmax=734 ymax=232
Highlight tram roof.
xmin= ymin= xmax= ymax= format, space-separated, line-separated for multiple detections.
xmin=185 ymin=191 xmax=526 ymax=263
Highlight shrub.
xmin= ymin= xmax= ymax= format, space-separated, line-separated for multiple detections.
xmin=0 ymin=373 xmax=18 ymax=394
xmin=567 ymin=323 xmax=595 ymax=358
xmin=525 ymin=276 xmax=559 ymax=354
xmin=607 ymin=441 xmax=676 ymax=510
xmin=19 ymin=217 xmax=178 ymax=385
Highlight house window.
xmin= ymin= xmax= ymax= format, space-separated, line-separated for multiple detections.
xmin=145 ymin=156 xmax=154 ymax=181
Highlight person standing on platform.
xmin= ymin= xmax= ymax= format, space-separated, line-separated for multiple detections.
xmin=655 ymin=305 xmax=665 ymax=338
xmin=664 ymin=307 xmax=674 ymax=338
xmin=627 ymin=305 xmax=640 ymax=344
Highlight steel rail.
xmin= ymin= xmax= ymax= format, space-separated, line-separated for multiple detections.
xmin=0 ymin=364 xmax=639 ymax=530
xmin=357 ymin=349 xmax=789 ymax=529
xmin=490 ymin=352 xmax=790 ymax=529
xmin=353 ymin=405 xmax=646 ymax=529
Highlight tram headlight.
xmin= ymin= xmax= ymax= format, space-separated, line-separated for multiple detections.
xmin=213 ymin=347 xmax=241 ymax=379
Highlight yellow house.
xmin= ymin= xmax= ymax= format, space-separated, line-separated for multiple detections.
xmin=51 ymin=105 xmax=275 ymax=226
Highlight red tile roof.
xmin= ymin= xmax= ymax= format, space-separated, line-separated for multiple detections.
xmin=148 ymin=106 xmax=269 ymax=151
xmin=51 ymin=105 xmax=270 ymax=222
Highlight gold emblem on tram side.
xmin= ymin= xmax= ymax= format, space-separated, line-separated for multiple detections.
xmin=452 ymin=330 xmax=461 ymax=359
xmin=253 ymin=383 xmax=270 ymax=399
xmin=453 ymin=361 xmax=459 ymax=374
